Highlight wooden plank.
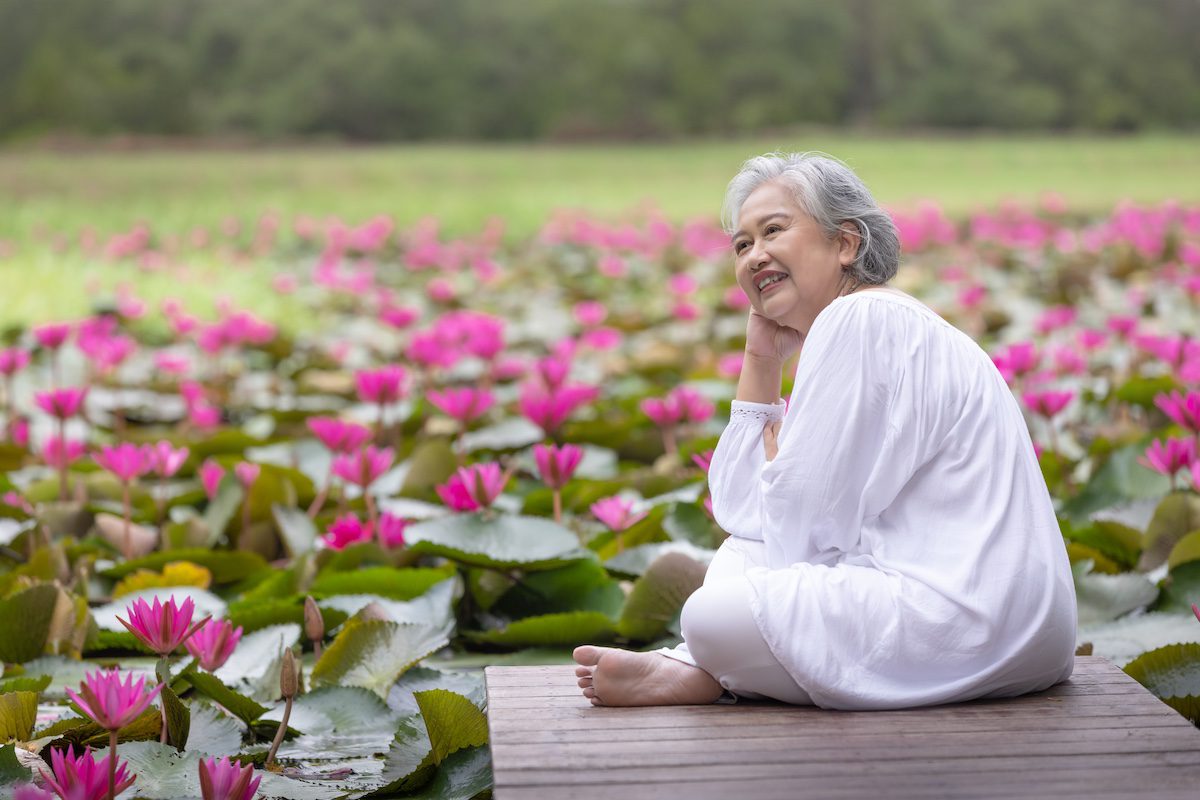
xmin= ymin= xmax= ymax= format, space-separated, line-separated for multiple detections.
xmin=486 ymin=656 xmax=1200 ymax=799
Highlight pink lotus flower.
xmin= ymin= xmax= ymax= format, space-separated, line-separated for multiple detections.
xmin=671 ymin=301 xmax=700 ymax=321
xmin=1155 ymin=390 xmax=1200 ymax=434
xmin=42 ymin=437 xmax=87 ymax=470
xmin=377 ymin=513 xmax=407 ymax=548
xmin=199 ymin=756 xmax=261 ymax=800
xmin=642 ymin=386 xmax=715 ymax=428
xmin=1034 ymin=305 xmax=1078 ymax=335
xmin=455 ymin=462 xmax=507 ymax=509
xmin=580 ymin=327 xmax=622 ymax=350
xmin=39 ymin=746 xmax=134 ymax=800
xmin=3 ymin=491 xmax=33 ymax=515
xmin=991 ymin=342 xmax=1040 ymax=384
xmin=518 ymin=383 xmax=599 ymax=435
xmin=65 ymin=668 xmax=162 ymax=731
xmin=9 ymin=416 xmax=29 ymax=448
xmin=0 ymin=347 xmax=31 ymax=375
xmin=323 ymin=513 xmax=374 ymax=550
xmin=573 ymin=301 xmax=607 ymax=327
xmin=379 ymin=304 xmax=419 ymax=330
xmin=34 ymin=387 xmax=88 ymax=419
xmin=94 ymin=442 xmax=153 ymax=483
xmin=1138 ymin=438 xmax=1197 ymax=485
xmin=1022 ymin=390 xmax=1075 ymax=419
xmin=355 ymin=365 xmax=407 ymax=405
xmin=185 ymin=618 xmax=243 ymax=672
xmin=533 ymin=443 xmax=584 ymax=490
xmin=692 ymin=450 xmax=714 ymax=473
xmin=331 ymin=445 xmax=394 ymax=488
xmin=149 ymin=441 xmax=189 ymax=478
xmin=307 ymin=417 xmax=373 ymax=453
xmin=435 ymin=472 xmax=480 ymax=512
xmin=427 ymin=387 xmax=495 ymax=425
xmin=717 ymin=352 xmax=744 ymax=379
xmin=591 ymin=496 xmax=647 ymax=531
xmin=534 ymin=357 xmax=571 ymax=391
xmin=1106 ymin=315 xmax=1138 ymax=338
xmin=199 ymin=459 xmax=225 ymax=500
xmin=117 ymin=595 xmax=207 ymax=657
xmin=33 ymin=322 xmax=72 ymax=350
xmin=233 ymin=462 xmax=260 ymax=489
xmin=1077 ymin=329 xmax=1108 ymax=351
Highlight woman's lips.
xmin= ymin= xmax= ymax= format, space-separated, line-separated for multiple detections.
xmin=759 ymin=275 xmax=788 ymax=296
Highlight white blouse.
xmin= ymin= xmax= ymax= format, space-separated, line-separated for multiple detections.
xmin=708 ymin=290 xmax=1077 ymax=710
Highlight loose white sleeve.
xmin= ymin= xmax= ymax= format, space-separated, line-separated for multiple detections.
xmin=760 ymin=297 xmax=923 ymax=566
xmin=708 ymin=398 xmax=786 ymax=541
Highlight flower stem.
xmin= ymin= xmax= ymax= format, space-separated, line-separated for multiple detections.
xmin=122 ymin=481 xmax=133 ymax=560
xmin=57 ymin=417 xmax=68 ymax=501
xmin=307 ymin=473 xmax=331 ymax=518
xmin=108 ymin=728 xmax=118 ymax=800
xmin=266 ymin=695 xmax=292 ymax=768
xmin=552 ymin=490 xmax=562 ymax=524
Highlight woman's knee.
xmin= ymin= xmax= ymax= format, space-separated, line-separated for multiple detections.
xmin=680 ymin=578 xmax=758 ymax=666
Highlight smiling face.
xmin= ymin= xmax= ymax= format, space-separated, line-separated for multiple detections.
xmin=731 ymin=181 xmax=858 ymax=334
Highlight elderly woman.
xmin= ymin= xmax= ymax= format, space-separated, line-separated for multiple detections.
xmin=574 ymin=152 xmax=1077 ymax=710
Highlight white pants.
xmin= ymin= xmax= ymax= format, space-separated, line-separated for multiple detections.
xmin=659 ymin=536 xmax=813 ymax=705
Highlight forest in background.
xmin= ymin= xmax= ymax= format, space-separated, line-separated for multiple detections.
xmin=2 ymin=0 xmax=1199 ymax=142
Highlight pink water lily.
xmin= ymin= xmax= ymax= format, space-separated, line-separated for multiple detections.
xmin=456 ymin=462 xmax=508 ymax=509
xmin=518 ymin=383 xmax=598 ymax=436
xmin=591 ymin=496 xmax=647 ymax=532
xmin=306 ymin=416 xmax=373 ymax=453
xmin=355 ymin=365 xmax=407 ymax=405
xmin=533 ymin=443 xmax=584 ymax=491
xmin=117 ymin=595 xmax=208 ymax=657
xmin=1022 ymin=390 xmax=1075 ymax=419
xmin=691 ymin=449 xmax=714 ymax=473
xmin=1138 ymin=437 xmax=1197 ymax=490
xmin=331 ymin=445 xmax=394 ymax=488
xmin=185 ymin=618 xmax=243 ymax=672
xmin=42 ymin=436 xmax=87 ymax=470
xmin=94 ymin=442 xmax=153 ymax=483
xmin=199 ymin=459 xmax=225 ymax=500
xmin=39 ymin=745 xmax=134 ymax=800
xmin=377 ymin=513 xmax=407 ymax=548
xmin=435 ymin=471 xmax=480 ymax=512
xmin=33 ymin=321 xmax=72 ymax=350
xmin=34 ymin=387 xmax=88 ymax=419
xmin=199 ymin=755 xmax=261 ymax=800
xmin=0 ymin=347 xmax=31 ymax=375
xmin=65 ymin=668 xmax=162 ymax=731
xmin=149 ymin=441 xmax=189 ymax=478
xmin=1155 ymin=390 xmax=1200 ymax=434
xmin=427 ymin=387 xmax=495 ymax=426
xmin=323 ymin=513 xmax=374 ymax=550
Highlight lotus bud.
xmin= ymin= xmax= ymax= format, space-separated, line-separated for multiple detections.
xmin=304 ymin=595 xmax=324 ymax=657
xmin=280 ymin=647 xmax=297 ymax=700
xmin=357 ymin=602 xmax=391 ymax=623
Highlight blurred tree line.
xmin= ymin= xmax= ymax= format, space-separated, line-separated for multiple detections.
xmin=1 ymin=0 xmax=1197 ymax=141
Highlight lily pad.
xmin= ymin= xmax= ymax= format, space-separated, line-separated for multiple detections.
xmin=662 ymin=500 xmax=719 ymax=547
xmin=491 ymin=558 xmax=625 ymax=620
xmin=1155 ymin=560 xmax=1200 ymax=613
xmin=311 ymin=620 xmax=449 ymax=698
xmin=0 ymin=691 xmax=36 ymax=742
xmin=0 ymin=583 xmax=59 ymax=663
xmin=388 ymin=667 xmax=485 ymax=716
xmin=259 ymin=685 xmax=400 ymax=759
xmin=185 ymin=700 xmax=245 ymax=758
xmin=605 ymin=540 xmax=715 ymax=577
xmin=272 ymin=503 xmax=319 ymax=557
xmin=405 ymin=512 xmax=590 ymax=571
xmin=1123 ymin=642 xmax=1200 ymax=724
xmin=465 ymin=611 xmax=616 ymax=648
xmin=617 ymin=551 xmax=708 ymax=640
xmin=182 ymin=670 xmax=268 ymax=726
xmin=1061 ymin=442 xmax=1172 ymax=523
xmin=318 ymin=578 xmax=460 ymax=639
xmin=225 ymin=597 xmax=348 ymax=635
xmin=1079 ymin=611 xmax=1200 ymax=666
xmin=311 ymin=566 xmax=454 ymax=602
xmin=1142 ymin=492 xmax=1200 ymax=569
xmin=213 ymin=623 xmax=301 ymax=704
xmin=101 ymin=548 xmax=267 ymax=583
xmin=1072 ymin=560 xmax=1159 ymax=626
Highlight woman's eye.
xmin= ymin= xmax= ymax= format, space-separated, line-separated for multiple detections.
xmin=734 ymin=241 xmax=748 ymax=254
xmin=765 ymin=224 xmax=781 ymax=235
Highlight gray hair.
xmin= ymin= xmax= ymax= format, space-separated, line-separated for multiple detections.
xmin=722 ymin=152 xmax=900 ymax=285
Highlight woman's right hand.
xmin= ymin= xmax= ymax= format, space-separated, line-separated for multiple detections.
xmin=744 ymin=308 xmax=804 ymax=363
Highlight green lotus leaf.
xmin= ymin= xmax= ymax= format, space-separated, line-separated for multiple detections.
xmin=617 ymin=551 xmax=708 ymax=641
xmin=1079 ymin=611 xmax=1200 ymax=667
xmin=272 ymin=503 xmax=318 ymax=557
xmin=399 ymin=440 xmax=458 ymax=499
xmin=201 ymin=478 xmax=245 ymax=546
xmin=491 ymin=558 xmax=625 ymax=619
xmin=225 ymin=597 xmax=348 ymax=635
xmin=160 ymin=681 xmax=190 ymax=751
xmin=0 ymin=583 xmax=59 ymax=663
xmin=182 ymin=670 xmax=268 ymax=726
xmin=398 ymin=745 xmax=493 ymax=800
xmin=311 ymin=620 xmax=449 ymax=697
xmin=415 ymin=689 xmax=488 ymax=765
xmin=1072 ymin=560 xmax=1159 ymax=626
xmin=662 ymin=500 xmax=719 ymax=548
xmin=0 ymin=691 xmax=37 ymax=742
xmin=311 ymin=566 xmax=455 ymax=601
xmin=259 ymin=685 xmax=399 ymax=760
xmin=0 ymin=743 xmax=24 ymax=786
xmin=1061 ymin=442 xmax=1172 ymax=523
xmin=101 ymin=549 xmax=267 ymax=583
xmin=465 ymin=611 xmax=616 ymax=648
xmin=1123 ymin=642 xmax=1200 ymax=724
xmin=1062 ymin=519 xmax=1141 ymax=571
xmin=1142 ymin=493 xmax=1200 ymax=569
xmin=605 ymin=540 xmax=715 ymax=578
xmin=405 ymin=512 xmax=590 ymax=570
xmin=1167 ymin=529 xmax=1200 ymax=570
xmin=0 ymin=674 xmax=51 ymax=695
xmin=184 ymin=701 xmax=244 ymax=758
xmin=1155 ymin=560 xmax=1200 ymax=613
xmin=387 ymin=667 xmax=485 ymax=717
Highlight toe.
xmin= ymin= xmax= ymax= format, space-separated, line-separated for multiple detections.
xmin=573 ymin=645 xmax=602 ymax=666
xmin=582 ymin=687 xmax=596 ymax=698
xmin=574 ymin=665 xmax=592 ymax=678
xmin=577 ymin=676 xmax=592 ymax=688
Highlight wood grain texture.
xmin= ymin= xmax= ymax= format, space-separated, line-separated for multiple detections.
xmin=485 ymin=656 xmax=1200 ymax=800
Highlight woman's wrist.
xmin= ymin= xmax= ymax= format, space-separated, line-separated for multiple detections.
xmin=735 ymin=352 xmax=784 ymax=404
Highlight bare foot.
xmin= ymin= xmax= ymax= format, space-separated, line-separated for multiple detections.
xmin=573 ymin=645 xmax=724 ymax=707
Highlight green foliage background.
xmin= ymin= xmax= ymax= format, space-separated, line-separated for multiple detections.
xmin=2 ymin=0 xmax=1199 ymax=141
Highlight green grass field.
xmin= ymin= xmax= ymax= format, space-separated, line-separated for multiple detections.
xmin=2 ymin=132 xmax=1199 ymax=329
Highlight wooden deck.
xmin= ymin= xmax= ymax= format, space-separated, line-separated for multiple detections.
xmin=485 ymin=656 xmax=1200 ymax=799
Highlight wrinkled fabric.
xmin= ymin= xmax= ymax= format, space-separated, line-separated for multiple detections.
xmin=707 ymin=291 xmax=1077 ymax=710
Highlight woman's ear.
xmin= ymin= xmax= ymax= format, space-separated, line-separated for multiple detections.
xmin=837 ymin=222 xmax=860 ymax=266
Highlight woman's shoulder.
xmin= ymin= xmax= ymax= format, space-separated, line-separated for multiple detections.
xmin=814 ymin=287 xmax=948 ymax=338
